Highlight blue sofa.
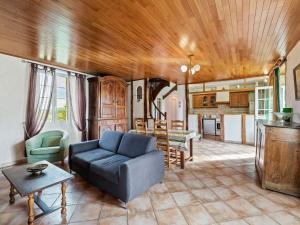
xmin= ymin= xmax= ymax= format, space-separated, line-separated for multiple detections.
xmin=69 ymin=131 xmax=165 ymax=205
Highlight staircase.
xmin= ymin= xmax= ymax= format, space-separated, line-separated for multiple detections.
xmin=148 ymin=78 xmax=170 ymax=120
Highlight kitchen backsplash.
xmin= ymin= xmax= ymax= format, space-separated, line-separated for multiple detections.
xmin=190 ymin=103 xmax=250 ymax=115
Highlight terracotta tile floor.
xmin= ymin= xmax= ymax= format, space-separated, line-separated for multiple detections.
xmin=1 ymin=139 xmax=300 ymax=225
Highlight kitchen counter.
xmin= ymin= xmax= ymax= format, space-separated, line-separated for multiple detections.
xmin=258 ymin=120 xmax=300 ymax=129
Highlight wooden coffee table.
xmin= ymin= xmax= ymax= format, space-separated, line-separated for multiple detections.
xmin=2 ymin=160 xmax=73 ymax=225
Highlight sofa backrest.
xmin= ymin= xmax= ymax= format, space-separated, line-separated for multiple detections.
xmin=98 ymin=131 xmax=124 ymax=153
xmin=117 ymin=133 xmax=156 ymax=158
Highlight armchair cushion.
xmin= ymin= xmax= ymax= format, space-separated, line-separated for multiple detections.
xmin=72 ymin=148 xmax=115 ymax=169
xmin=42 ymin=136 xmax=62 ymax=147
xmin=98 ymin=131 xmax=124 ymax=153
xmin=30 ymin=146 xmax=61 ymax=155
xmin=117 ymin=133 xmax=156 ymax=158
xmin=90 ymin=154 xmax=130 ymax=184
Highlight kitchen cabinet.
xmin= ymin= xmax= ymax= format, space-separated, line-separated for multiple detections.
xmin=256 ymin=120 xmax=300 ymax=197
xmin=192 ymin=93 xmax=217 ymax=108
xmin=230 ymin=92 xmax=249 ymax=107
xmin=216 ymin=91 xmax=229 ymax=103
xmin=88 ymin=76 xmax=128 ymax=140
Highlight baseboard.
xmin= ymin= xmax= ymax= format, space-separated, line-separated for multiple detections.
xmin=0 ymin=158 xmax=27 ymax=169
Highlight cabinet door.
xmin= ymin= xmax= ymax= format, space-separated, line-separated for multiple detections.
xmin=99 ymin=122 xmax=115 ymax=138
xmin=115 ymin=81 xmax=127 ymax=118
xmin=101 ymin=79 xmax=116 ymax=118
xmin=116 ymin=123 xmax=127 ymax=133
xmin=239 ymin=92 xmax=249 ymax=107
xmin=192 ymin=95 xmax=202 ymax=108
xmin=229 ymin=92 xmax=239 ymax=107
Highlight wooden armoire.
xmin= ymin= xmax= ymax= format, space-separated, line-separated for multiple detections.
xmin=88 ymin=76 xmax=128 ymax=140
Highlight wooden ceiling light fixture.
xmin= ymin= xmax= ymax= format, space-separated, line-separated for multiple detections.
xmin=180 ymin=54 xmax=201 ymax=76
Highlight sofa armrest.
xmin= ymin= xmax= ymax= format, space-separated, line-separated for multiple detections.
xmin=69 ymin=140 xmax=99 ymax=156
xmin=119 ymin=150 xmax=165 ymax=203
xmin=25 ymin=134 xmax=42 ymax=156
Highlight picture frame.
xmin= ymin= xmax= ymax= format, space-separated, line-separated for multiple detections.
xmin=293 ymin=63 xmax=300 ymax=101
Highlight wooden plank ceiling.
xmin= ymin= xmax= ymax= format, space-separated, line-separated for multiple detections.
xmin=0 ymin=0 xmax=299 ymax=83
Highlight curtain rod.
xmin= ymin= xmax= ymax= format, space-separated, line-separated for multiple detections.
xmin=22 ymin=59 xmax=92 ymax=77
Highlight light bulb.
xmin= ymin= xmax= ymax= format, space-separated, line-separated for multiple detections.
xmin=191 ymin=67 xmax=195 ymax=75
xmin=180 ymin=65 xmax=188 ymax=72
xmin=194 ymin=64 xmax=200 ymax=72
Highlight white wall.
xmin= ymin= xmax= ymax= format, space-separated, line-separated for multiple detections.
xmin=286 ymin=40 xmax=300 ymax=123
xmin=0 ymin=53 xmax=83 ymax=167
xmin=0 ymin=54 xmax=29 ymax=167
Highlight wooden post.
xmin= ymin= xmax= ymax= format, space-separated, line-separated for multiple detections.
xmin=242 ymin=114 xmax=246 ymax=144
xmin=61 ymin=182 xmax=67 ymax=214
xmin=28 ymin=193 xmax=34 ymax=225
xmin=185 ymin=83 xmax=189 ymax=130
xmin=9 ymin=183 xmax=15 ymax=204
xmin=144 ymin=79 xmax=148 ymax=123
xmin=130 ymin=80 xmax=133 ymax=129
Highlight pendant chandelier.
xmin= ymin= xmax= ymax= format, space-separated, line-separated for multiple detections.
xmin=180 ymin=54 xmax=200 ymax=75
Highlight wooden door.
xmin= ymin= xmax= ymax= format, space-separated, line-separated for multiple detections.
xmin=115 ymin=80 xmax=127 ymax=118
xmin=116 ymin=123 xmax=127 ymax=132
xmin=99 ymin=121 xmax=116 ymax=138
xmin=101 ymin=79 xmax=116 ymax=118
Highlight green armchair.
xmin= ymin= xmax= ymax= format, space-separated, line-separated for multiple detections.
xmin=25 ymin=130 xmax=69 ymax=164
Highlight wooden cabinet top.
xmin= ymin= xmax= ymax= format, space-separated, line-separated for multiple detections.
xmin=88 ymin=76 xmax=127 ymax=85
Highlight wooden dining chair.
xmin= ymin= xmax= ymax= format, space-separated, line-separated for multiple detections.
xmin=154 ymin=120 xmax=177 ymax=168
xmin=171 ymin=120 xmax=184 ymax=130
xmin=135 ymin=120 xmax=147 ymax=135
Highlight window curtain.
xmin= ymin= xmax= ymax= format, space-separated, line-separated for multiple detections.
xmin=24 ymin=63 xmax=56 ymax=140
xmin=269 ymin=67 xmax=280 ymax=113
xmin=67 ymin=72 xmax=87 ymax=141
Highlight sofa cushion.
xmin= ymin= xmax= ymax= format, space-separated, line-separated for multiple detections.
xmin=98 ymin=131 xmax=124 ymax=153
xmin=42 ymin=136 xmax=61 ymax=147
xmin=31 ymin=146 xmax=61 ymax=155
xmin=117 ymin=133 xmax=156 ymax=158
xmin=90 ymin=154 xmax=130 ymax=184
xmin=72 ymin=148 xmax=115 ymax=169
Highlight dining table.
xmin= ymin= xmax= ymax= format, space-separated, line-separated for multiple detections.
xmin=129 ymin=129 xmax=198 ymax=169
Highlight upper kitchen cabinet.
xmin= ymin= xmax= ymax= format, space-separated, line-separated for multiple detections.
xmin=216 ymin=91 xmax=229 ymax=103
xmin=192 ymin=93 xmax=217 ymax=108
xmin=230 ymin=92 xmax=249 ymax=108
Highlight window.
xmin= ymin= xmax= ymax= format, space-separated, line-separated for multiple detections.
xmin=38 ymin=68 xmax=69 ymax=123
xmin=55 ymin=75 xmax=67 ymax=121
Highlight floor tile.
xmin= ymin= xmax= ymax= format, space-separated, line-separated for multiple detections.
xmin=128 ymin=211 xmax=157 ymax=225
xmin=99 ymin=215 xmax=127 ymax=225
xmin=180 ymin=204 xmax=215 ymax=225
xmin=150 ymin=193 xmax=176 ymax=211
xmin=219 ymin=219 xmax=248 ymax=225
xmin=171 ymin=191 xmax=198 ymax=207
xmin=155 ymin=208 xmax=188 ymax=225
xmin=268 ymin=211 xmax=300 ymax=225
xmin=100 ymin=202 xmax=127 ymax=218
xmin=226 ymin=198 xmax=261 ymax=217
xmin=244 ymin=215 xmax=279 ymax=225
xmin=248 ymin=195 xmax=284 ymax=213
xmin=211 ymin=186 xmax=238 ymax=201
xmin=192 ymin=188 xmax=219 ymax=203
xmin=203 ymin=201 xmax=239 ymax=222
xmin=165 ymin=181 xmax=188 ymax=193
xmin=128 ymin=195 xmax=152 ymax=214
xmin=70 ymin=203 xmax=101 ymax=223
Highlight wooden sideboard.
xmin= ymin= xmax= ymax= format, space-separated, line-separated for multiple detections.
xmin=256 ymin=120 xmax=300 ymax=196
xmin=88 ymin=76 xmax=128 ymax=140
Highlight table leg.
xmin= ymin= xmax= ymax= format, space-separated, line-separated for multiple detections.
xmin=61 ymin=182 xmax=67 ymax=214
xmin=28 ymin=193 xmax=34 ymax=225
xmin=189 ymin=139 xmax=193 ymax=161
xmin=180 ymin=151 xmax=185 ymax=169
xmin=9 ymin=183 xmax=15 ymax=204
